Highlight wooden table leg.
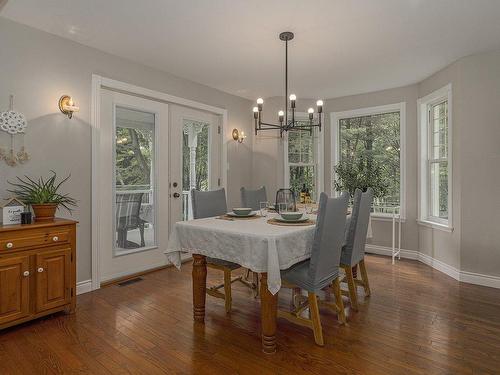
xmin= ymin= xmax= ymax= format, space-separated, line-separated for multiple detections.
xmin=260 ymin=273 xmax=278 ymax=354
xmin=192 ymin=254 xmax=207 ymax=323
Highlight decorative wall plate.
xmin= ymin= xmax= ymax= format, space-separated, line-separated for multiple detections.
xmin=0 ymin=110 xmax=27 ymax=135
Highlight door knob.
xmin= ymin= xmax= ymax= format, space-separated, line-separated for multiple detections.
xmin=173 ymin=192 xmax=180 ymax=198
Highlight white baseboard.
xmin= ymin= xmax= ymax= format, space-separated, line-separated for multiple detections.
xmin=460 ymin=270 xmax=500 ymax=289
xmin=367 ymin=244 xmax=500 ymax=289
xmin=76 ymin=280 xmax=92 ymax=295
xmin=365 ymin=244 xmax=418 ymax=260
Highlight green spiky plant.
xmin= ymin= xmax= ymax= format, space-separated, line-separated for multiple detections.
xmin=7 ymin=171 xmax=77 ymax=213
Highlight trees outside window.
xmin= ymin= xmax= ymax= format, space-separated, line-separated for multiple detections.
xmin=332 ymin=103 xmax=405 ymax=217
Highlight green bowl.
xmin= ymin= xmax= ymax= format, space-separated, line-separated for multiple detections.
xmin=280 ymin=212 xmax=304 ymax=221
xmin=232 ymin=208 xmax=252 ymax=216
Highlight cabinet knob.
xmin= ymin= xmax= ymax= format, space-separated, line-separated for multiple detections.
xmin=23 ymin=271 xmax=30 ymax=277
xmin=6 ymin=242 xmax=13 ymax=249
xmin=52 ymin=236 xmax=59 ymax=242
xmin=37 ymin=267 xmax=44 ymax=273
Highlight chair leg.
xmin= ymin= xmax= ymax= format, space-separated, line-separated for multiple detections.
xmin=139 ymin=224 xmax=145 ymax=247
xmin=332 ymin=277 xmax=347 ymax=324
xmin=345 ymin=266 xmax=359 ymax=311
xmin=359 ymin=259 xmax=371 ymax=297
xmin=223 ymin=269 xmax=232 ymax=313
xmin=307 ymin=292 xmax=324 ymax=346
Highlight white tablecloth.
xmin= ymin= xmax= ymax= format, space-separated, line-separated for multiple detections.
xmin=165 ymin=214 xmax=317 ymax=294
xmin=165 ymin=213 xmax=372 ymax=295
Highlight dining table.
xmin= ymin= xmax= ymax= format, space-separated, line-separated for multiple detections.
xmin=165 ymin=210 xmax=372 ymax=353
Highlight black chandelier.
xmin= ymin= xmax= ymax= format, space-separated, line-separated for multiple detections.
xmin=253 ymin=31 xmax=323 ymax=137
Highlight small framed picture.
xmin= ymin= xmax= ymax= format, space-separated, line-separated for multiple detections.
xmin=1 ymin=198 xmax=25 ymax=225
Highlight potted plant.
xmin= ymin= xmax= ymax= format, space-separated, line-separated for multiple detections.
xmin=7 ymin=171 xmax=77 ymax=221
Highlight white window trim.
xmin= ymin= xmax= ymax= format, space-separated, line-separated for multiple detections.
xmin=330 ymin=102 xmax=406 ymax=220
xmin=417 ymin=84 xmax=453 ymax=231
xmin=283 ymin=112 xmax=325 ymax=199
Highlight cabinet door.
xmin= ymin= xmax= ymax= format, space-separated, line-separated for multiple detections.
xmin=0 ymin=255 xmax=30 ymax=325
xmin=36 ymin=248 xmax=71 ymax=312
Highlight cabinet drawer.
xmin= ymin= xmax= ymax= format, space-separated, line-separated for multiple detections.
xmin=0 ymin=227 xmax=71 ymax=251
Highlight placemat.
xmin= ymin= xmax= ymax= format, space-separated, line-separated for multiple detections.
xmin=217 ymin=214 xmax=262 ymax=221
xmin=267 ymin=218 xmax=316 ymax=227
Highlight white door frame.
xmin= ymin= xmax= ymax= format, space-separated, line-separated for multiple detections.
xmin=90 ymin=75 xmax=228 ymax=291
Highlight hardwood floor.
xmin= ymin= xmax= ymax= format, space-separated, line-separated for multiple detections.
xmin=1 ymin=255 xmax=500 ymax=374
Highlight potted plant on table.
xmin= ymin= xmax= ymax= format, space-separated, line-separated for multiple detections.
xmin=7 ymin=171 xmax=77 ymax=221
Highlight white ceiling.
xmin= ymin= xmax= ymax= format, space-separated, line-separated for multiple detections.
xmin=2 ymin=0 xmax=500 ymax=101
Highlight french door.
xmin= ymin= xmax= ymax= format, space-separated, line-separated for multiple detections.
xmin=169 ymin=105 xmax=222 ymax=227
xmin=97 ymin=90 xmax=222 ymax=283
xmin=98 ymin=89 xmax=169 ymax=282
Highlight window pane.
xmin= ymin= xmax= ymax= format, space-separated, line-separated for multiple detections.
xmin=289 ymin=166 xmax=315 ymax=201
xmin=337 ymin=111 xmax=400 ymax=207
xmin=287 ymin=122 xmax=318 ymax=199
xmin=114 ymin=106 xmax=155 ymax=251
xmin=430 ymin=161 xmax=448 ymax=219
xmin=430 ymin=101 xmax=448 ymax=160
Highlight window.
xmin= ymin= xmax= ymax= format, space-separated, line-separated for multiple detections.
xmin=331 ymin=103 xmax=406 ymax=218
xmin=418 ymin=84 xmax=452 ymax=229
xmin=284 ymin=118 xmax=323 ymax=202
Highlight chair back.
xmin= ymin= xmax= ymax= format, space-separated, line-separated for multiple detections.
xmin=116 ymin=193 xmax=144 ymax=229
xmin=191 ymin=188 xmax=227 ymax=219
xmin=343 ymin=188 xmax=373 ymax=266
xmin=240 ymin=186 xmax=267 ymax=210
xmin=308 ymin=192 xmax=349 ymax=287
xmin=275 ymin=188 xmax=296 ymax=212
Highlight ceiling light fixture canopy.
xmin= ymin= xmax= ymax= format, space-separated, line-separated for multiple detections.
xmin=253 ymin=31 xmax=323 ymax=137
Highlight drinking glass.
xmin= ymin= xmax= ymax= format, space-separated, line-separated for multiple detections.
xmin=259 ymin=201 xmax=269 ymax=217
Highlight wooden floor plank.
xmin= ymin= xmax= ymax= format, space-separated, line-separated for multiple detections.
xmin=1 ymin=255 xmax=500 ymax=374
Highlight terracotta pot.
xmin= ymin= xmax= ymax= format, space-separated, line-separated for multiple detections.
xmin=31 ymin=203 xmax=58 ymax=221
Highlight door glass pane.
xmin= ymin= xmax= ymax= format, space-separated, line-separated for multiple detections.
xmin=430 ymin=161 xmax=448 ymax=219
xmin=114 ymin=106 xmax=156 ymax=253
xmin=182 ymin=120 xmax=210 ymax=220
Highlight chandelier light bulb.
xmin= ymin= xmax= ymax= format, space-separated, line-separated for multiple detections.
xmin=257 ymin=98 xmax=264 ymax=104
xmin=253 ymin=107 xmax=259 ymax=112
xmin=308 ymin=108 xmax=314 ymax=114
xmin=289 ymin=94 xmax=296 ymax=101
xmin=278 ymin=110 xmax=284 ymax=116
xmin=316 ymin=100 xmax=323 ymax=107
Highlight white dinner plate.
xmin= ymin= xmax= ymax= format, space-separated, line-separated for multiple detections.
xmin=226 ymin=211 xmax=257 ymax=218
xmin=274 ymin=216 xmax=309 ymax=223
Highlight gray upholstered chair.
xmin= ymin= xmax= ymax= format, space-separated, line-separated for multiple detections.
xmin=191 ymin=188 xmax=257 ymax=312
xmin=240 ymin=186 xmax=267 ymax=210
xmin=279 ymin=192 xmax=349 ymax=346
xmin=340 ymin=188 xmax=373 ymax=311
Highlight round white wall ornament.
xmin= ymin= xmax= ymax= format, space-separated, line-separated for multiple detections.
xmin=0 ymin=110 xmax=27 ymax=135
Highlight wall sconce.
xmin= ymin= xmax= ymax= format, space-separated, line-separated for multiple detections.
xmin=58 ymin=95 xmax=80 ymax=119
xmin=232 ymin=128 xmax=246 ymax=143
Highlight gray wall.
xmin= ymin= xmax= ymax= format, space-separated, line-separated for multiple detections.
xmin=0 ymin=18 xmax=253 ymax=282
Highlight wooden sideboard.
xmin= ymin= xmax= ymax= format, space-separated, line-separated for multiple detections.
xmin=0 ymin=218 xmax=77 ymax=329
